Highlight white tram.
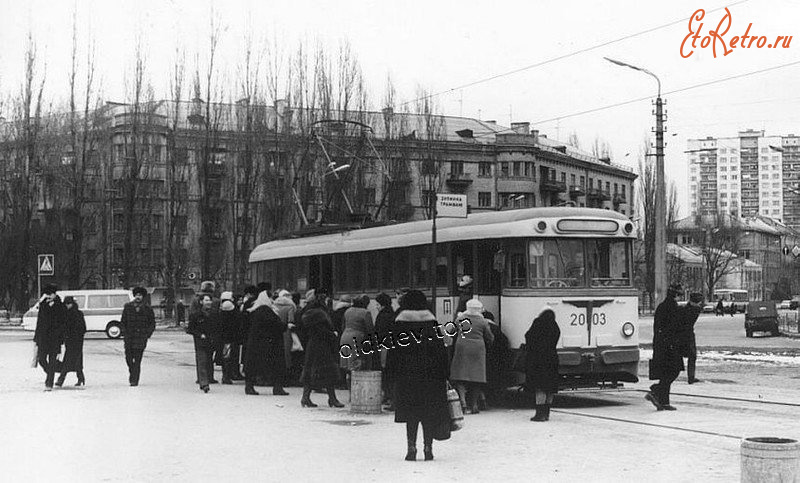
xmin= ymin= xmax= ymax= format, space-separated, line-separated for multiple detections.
xmin=249 ymin=207 xmax=639 ymax=388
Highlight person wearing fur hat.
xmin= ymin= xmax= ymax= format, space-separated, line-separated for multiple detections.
xmin=187 ymin=293 xmax=219 ymax=393
xmin=386 ymin=290 xmax=451 ymax=461
xmin=647 ymin=283 xmax=686 ymax=411
xmin=34 ymin=284 xmax=67 ymax=391
xmin=450 ymin=298 xmax=494 ymax=414
xmin=121 ymin=287 xmax=156 ymax=386
xmin=242 ymin=286 xmax=289 ymax=396
xmin=455 ymin=275 xmax=474 ymax=314
xmin=218 ymin=291 xmax=240 ymax=384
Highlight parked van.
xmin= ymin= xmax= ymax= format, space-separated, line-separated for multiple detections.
xmin=22 ymin=290 xmax=134 ymax=339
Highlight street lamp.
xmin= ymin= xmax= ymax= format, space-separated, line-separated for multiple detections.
xmin=605 ymin=57 xmax=667 ymax=306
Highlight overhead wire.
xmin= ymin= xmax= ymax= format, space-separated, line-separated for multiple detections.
xmin=398 ymin=0 xmax=751 ymax=108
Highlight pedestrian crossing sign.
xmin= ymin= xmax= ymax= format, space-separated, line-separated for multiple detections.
xmin=38 ymin=254 xmax=54 ymax=275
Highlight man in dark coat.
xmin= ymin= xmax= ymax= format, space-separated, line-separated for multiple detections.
xmin=524 ymin=309 xmax=561 ymax=421
xmin=34 ymin=284 xmax=67 ymax=391
xmin=121 ymin=286 xmax=156 ymax=386
xmin=243 ymin=286 xmax=289 ymax=396
xmin=677 ymin=292 xmax=704 ymax=384
xmin=647 ymin=283 xmax=685 ymax=410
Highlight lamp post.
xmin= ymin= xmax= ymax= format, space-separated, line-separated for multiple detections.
xmin=605 ymin=57 xmax=667 ymax=306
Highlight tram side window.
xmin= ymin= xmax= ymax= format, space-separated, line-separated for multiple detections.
xmin=334 ymin=253 xmax=349 ymax=291
xmin=529 ymin=239 xmax=585 ymax=288
xmin=366 ymin=251 xmax=380 ymax=290
xmin=394 ymin=248 xmax=410 ymax=289
xmin=586 ymin=240 xmax=631 ymax=286
xmin=506 ymin=241 xmax=527 ymax=288
xmin=413 ymin=247 xmax=429 ymax=288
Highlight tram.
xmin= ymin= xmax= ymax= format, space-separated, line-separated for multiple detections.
xmin=249 ymin=207 xmax=639 ymax=389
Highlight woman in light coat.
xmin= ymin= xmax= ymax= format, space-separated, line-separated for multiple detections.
xmin=340 ymin=294 xmax=375 ymax=373
xmin=450 ymin=298 xmax=494 ymax=414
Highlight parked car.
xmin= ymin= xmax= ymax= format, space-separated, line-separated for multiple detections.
xmin=778 ymin=300 xmax=793 ymax=310
xmin=744 ymin=301 xmax=780 ymax=338
xmin=22 ymin=289 xmax=133 ymax=339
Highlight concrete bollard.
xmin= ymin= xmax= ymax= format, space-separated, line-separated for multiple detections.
xmin=741 ymin=437 xmax=800 ymax=482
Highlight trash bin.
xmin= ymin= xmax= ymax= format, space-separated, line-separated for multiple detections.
xmin=350 ymin=370 xmax=382 ymax=414
xmin=741 ymin=437 xmax=800 ymax=482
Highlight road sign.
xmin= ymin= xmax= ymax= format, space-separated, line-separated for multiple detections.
xmin=38 ymin=254 xmax=54 ymax=276
xmin=793 ymin=245 xmax=800 ymax=258
xmin=436 ymin=194 xmax=468 ymax=218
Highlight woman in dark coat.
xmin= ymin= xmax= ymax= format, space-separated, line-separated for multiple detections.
xmin=524 ymin=309 xmax=561 ymax=422
xmin=187 ymin=294 xmax=219 ymax=393
xmin=299 ymin=289 xmax=343 ymax=408
xmin=483 ymin=310 xmax=509 ymax=407
xmin=386 ymin=290 xmax=450 ymax=462
xmin=243 ymin=288 xmax=289 ymax=396
xmin=374 ymin=292 xmax=396 ymax=409
xmin=34 ymin=285 xmax=67 ymax=391
xmin=647 ymin=283 xmax=685 ymax=411
xmin=56 ymin=296 xmax=86 ymax=387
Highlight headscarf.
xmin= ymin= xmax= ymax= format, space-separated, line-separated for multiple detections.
xmin=248 ymin=290 xmax=278 ymax=314
xmin=464 ymin=298 xmax=484 ymax=316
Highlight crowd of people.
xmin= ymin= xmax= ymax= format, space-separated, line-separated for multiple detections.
xmin=31 ymin=274 xmax=707 ymax=461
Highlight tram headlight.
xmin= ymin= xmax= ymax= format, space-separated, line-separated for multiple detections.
xmin=624 ymin=222 xmax=634 ymax=234
xmin=535 ymin=221 xmax=547 ymax=232
xmin=622 ymin=322 xmax=635 ymax=337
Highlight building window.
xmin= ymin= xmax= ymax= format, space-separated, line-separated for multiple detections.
xmin=561 ymin=172 xmax=566 ymax=183
xmin=500 ymin=162 xmax=509 ymax=177
xmin=478 ymin=162 xmax=491 ymax=177
xmin=580 ymin=176 xmax=586 ymax=188
xmin=450 ymin=161 xmax=464 ymax=175
xmin=613 ymin=183 xmax=618 ymax=194
xmin=513 ymin=162 xmax=522 ymax=177
xmin=478 ymin=192 xmax=492 ymax=207
xmin=571 ymin=174 xmax=576 ymax=187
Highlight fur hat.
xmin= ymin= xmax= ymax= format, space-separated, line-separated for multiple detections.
xmin=465 ymin=298 xmax=484 ymax=313
xmin=220 ymin=291 xmax=234 ymax=301
xmin=42 ymin=284 xmax=58 ymax=295
xmin=220 ymin=300 xmax=236 ymax=311
xmin=458 ymin=275 xmax=473 ymax=287
xmin=199 ymin=281 xmax=215 ymax=295
xmin=132 ymin=286 xmax=147 ymax=298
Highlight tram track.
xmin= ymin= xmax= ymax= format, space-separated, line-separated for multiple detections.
xmin=551 ymin=408 xmax=743 ymax=440
xmin=625 ymin=388 xmax=800 ymax=408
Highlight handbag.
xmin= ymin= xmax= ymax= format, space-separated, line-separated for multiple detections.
xmin=222 ymin=343 xmax=233 ymax=360
xmin=447 ymin=381 xmax=464 ymax=432
xmin=512 ymin=343 xmax=528 ymax=373
xmin=290 ymin=332 xmax=304 ymax=352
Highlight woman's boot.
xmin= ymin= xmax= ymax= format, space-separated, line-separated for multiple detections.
xmin=530 ymin=405 xmax=547 ymax=421
xmin=423 ymin=442 xmax=434 ymax=461
xmin=55 ymin=373 xmax=66 ymax=387
xmin=327 ymin=386 xmax=344 ymax=407
xmin=405 ymin=422 xmax=418 ymax=461
xmin=76 ymin=371 xmax=85 ymax=386
xmin=301 ymin=386 xmax=317 ymax=407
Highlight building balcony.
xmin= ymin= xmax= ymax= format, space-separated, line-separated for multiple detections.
xmin=445 ymin=172 xmax=473 ymax=191
xmin=540 ymin=179 xmax=567 ymax=193
xmin=613 ymin=193 xmax=627 ymax=205
xmin=207 ymin=163 xmax=225 ymax=177
xmin=587 ymin=188 xmax=610 ymax=201
xmin=569 ymin=185 xmax=585 ymax=198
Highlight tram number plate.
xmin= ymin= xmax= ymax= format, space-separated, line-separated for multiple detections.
xmin=569 ymin=313 xmax=607 ymax=326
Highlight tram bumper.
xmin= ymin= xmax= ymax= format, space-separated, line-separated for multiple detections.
xmin=558 ymin=347 xmax=639 ymax=384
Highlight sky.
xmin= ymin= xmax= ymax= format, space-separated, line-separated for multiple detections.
xmin=1 ymin=0 xmax=799 ymax=217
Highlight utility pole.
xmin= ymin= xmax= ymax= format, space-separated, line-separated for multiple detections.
xmin=604 ymin=57 xmax=666 ymax=305
xmin=654 ymin=92 xmax=667 ymax=306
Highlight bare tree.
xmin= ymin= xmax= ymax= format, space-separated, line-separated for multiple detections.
xmin=413 ymin=86 xmax=446 ymax=220
xmin=635 ymin=140 xmax=655 ymax=306
xmin=700 ymin=213 xmax=744 ymax=298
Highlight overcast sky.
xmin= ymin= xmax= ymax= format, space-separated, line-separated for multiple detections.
xmin=1 ymin=0 xmax=798 ymax=217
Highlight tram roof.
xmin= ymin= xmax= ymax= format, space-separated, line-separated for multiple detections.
xmin=249 ymin=207 xmax=634 ymax=262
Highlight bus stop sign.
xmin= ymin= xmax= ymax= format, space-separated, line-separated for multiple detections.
xmin=38 ymin=254 xmax=54 ymax=276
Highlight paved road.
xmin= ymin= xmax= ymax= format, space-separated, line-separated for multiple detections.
xmin=638 ymin=312 xmax=800 ymax=351
xmin=2 ymin=331 xmax=800 ymax=481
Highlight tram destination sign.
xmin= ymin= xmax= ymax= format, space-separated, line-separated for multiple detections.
xmin=436 ymin=194 xmax=467 ymax=218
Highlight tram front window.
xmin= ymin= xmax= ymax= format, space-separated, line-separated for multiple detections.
xmin=587 ymin=239 xmax=631 ymax=287
xmin=528 ymin=240 xmax=585 ymax=288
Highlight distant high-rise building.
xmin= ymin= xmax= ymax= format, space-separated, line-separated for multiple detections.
xmin=687 ymin=130 xmax=800 ymax=227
